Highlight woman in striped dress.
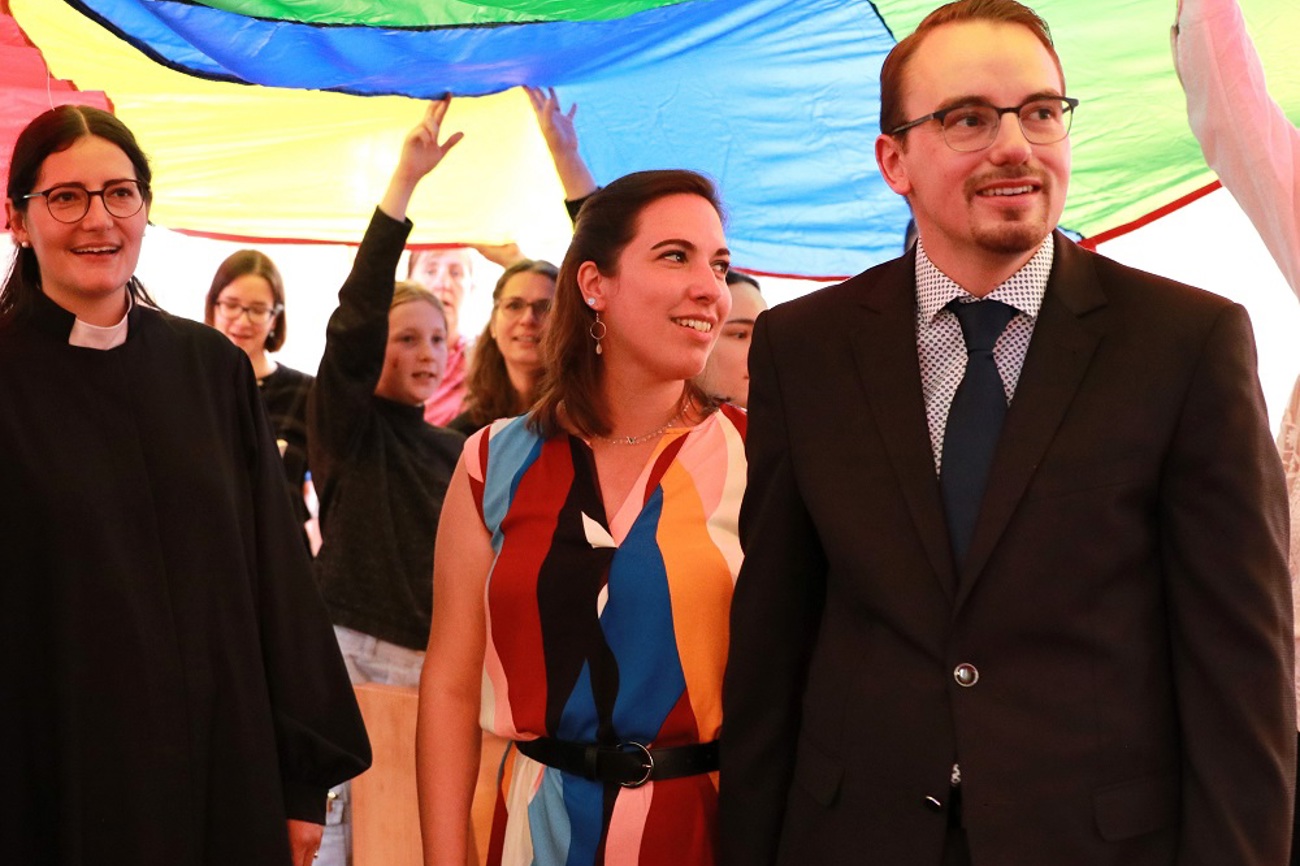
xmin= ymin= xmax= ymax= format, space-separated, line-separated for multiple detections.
xmin=418 ymin=169 xmax=745 ymax=866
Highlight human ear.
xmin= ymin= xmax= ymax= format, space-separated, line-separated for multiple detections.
xmin=576 ymin=260 xmax=607 ymax=310
xmin=876 ymin=133 xmax=913 ymax=197
xmin=5 ymin=200 xmax=30 ymax=248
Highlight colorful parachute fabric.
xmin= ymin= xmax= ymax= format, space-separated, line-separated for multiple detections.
xmin=0 ymin=11 xmax=110 ymax=189
xmin=8 ymin=0 xmax=1300 ymax=277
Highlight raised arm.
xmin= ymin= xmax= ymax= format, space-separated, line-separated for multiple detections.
xmin=417 ymin=451 xmax=495 ymax=866
xmin=526 ymin=85 xmax=600 ymax=210
xmin=309 ymin=100 xmax=464 ymax=497
xmin=1172 ymin=0 xmax=1300 ymax=293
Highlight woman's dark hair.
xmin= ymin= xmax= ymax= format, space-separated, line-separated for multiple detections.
xmin=530 ymin=169 xmax=723 ymax=439
xmin=205 ymin=249 xmax=289 ymax=352
xmin=461 ymin=258 xmax=558 ymax=427
xmin=2 ymin=105 xmax=156 ymax=327
xmin=725 ymin=270 xmax=762 ymax=292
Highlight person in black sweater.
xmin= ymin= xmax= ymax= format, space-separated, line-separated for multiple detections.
xmin=307 ymin=98 xmax=466 ymax=866
xmin=206 ymin=249 xmax=315 ymax=545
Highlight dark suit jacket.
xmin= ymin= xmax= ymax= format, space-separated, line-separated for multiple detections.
xmin=720 ymin=235 xmax=1295 ymax=865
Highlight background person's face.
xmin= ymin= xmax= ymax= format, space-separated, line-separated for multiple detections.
xmin=694 ymin=281 xmax=767 ymax=407
xmin=213 ymin=274 xmax=276 ymax=358
xmin=409 ymin=248 xmax=473 ymax=338
xmin=492 ymin=270 xmax=555 ymax=381
xmin=374 ymin=300 xmax=448 ymax=405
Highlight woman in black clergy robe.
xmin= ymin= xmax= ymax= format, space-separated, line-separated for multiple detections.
xmin=0 ymin=107 xmax=369 ymax=865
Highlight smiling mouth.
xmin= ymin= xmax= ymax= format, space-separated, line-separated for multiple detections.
xmin=672 ymin=317 xmax=714 ymax=333
xmin=72 ymin=245 xmax=120 ymax=255
xmin=978 ymin=184 xmax=1036 ymax=197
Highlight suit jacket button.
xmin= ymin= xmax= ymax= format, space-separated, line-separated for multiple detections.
xmin=953 ymin=663 xmax=979 ymax=687
xmin=924 ymin=795 xmax=943 ymax=812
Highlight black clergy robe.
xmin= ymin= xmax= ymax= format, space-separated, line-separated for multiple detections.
xmin=0 ymin=289 xmax=370 ymax=865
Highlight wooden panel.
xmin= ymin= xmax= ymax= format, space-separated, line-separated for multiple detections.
xmin=351 ymin=683 xmax=510 ymax=866
xmin=352 ymin=683 xmax=422 ymax=866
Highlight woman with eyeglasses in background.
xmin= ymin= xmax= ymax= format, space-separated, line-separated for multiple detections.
xmin=0 ymin=104 xmax=368 ymax=865
xmin=206 ymin=250 xmax=317 ymax=549
xmin=447 ymin=258 xmax=558 ymax=437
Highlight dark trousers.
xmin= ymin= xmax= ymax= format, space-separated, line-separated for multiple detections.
xmin=1292 ymin=732 xmax=1300 ymax=866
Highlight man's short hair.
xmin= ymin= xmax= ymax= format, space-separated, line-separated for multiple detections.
xmin=878 ymin=0 xmax=1064 ymax=136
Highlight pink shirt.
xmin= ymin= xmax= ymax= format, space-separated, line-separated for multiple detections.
xmin=1175 ymin=0 xmax=1300 ymax=720
xmin=1173 ymin=0 xmax=1300 ymax=293
xmin=422 ymin=335 xmax=468 ymax=427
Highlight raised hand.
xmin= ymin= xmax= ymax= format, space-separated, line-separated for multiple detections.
xmin=526 ymin=86 xmax=580 ymax=158
xmin=397 ymin=97 xmax=465 ymax=184
xmin=470 ymin=241 xmax=526 ymax=268
xmin=524 ymin=86 xmax=598 ymax=200
xmin=381 ymin=97 xmax=465 ymax=222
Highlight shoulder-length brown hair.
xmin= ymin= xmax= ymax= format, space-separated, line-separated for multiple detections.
xmin=2 ymin=105 xmax=156 ymax=328
xmin=205 ymin=249 xmax=288 ymax=352
xmin=529 ymin=169 xmax=723 ymax=439
xmin=462 ymin=258 xmax=558 ymax=427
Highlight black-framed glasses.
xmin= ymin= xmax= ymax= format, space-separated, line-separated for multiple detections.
xmin=496 ymin=297 xmax=552 ymax=319
xmin=22 ymin=179 xmax=149 ymax=223
xmin=213 ymin=298 xmax=282 ymax=325
xmin=889 ymin=96 xmax=1079 ymax=153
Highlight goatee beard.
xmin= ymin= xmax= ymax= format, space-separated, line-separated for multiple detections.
xmin=973 ymin=219 xmax=1050 ymax=256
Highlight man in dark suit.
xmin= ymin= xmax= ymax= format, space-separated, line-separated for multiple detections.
xmin=719 ymin=1 xmax=1296 ymax=864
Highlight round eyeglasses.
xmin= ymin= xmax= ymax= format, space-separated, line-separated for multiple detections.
xmin=496 ymin=297 xmax=552 ymax=320
xmin=22 ymin=179 xmax=149 ymax=224
xmin=213 ymin=299 xmax=283 ymax=325
xmin=889 ymin=96 xmax=1079 ymax=153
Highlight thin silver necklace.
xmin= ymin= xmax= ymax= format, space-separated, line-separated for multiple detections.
xmin=596 ymin=412 xmax=682 ymax=446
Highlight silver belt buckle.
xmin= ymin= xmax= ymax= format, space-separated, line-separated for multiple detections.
xmin=618 ymin=741 xmax=655 ymax=788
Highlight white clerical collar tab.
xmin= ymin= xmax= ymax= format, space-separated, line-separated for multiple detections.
xmin=68 ymin=296 xmax=132 ymax=350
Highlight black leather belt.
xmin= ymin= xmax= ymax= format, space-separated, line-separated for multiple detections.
xmin=515 ymin=737 xmax=719 ymax=788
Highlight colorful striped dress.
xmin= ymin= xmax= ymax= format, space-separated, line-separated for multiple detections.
xmin=463 ymin=406 xmax=747 ymax=866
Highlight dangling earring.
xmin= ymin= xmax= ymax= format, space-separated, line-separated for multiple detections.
xmin=589 ymin=311 xmax=606 ymax=355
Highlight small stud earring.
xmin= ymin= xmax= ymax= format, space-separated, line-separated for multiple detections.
xmin=585 ymin=297 xmax=596 ymax=307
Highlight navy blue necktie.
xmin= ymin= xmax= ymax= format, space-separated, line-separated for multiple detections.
xmin=941 ymin=299 xmax=1017 ymax=565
